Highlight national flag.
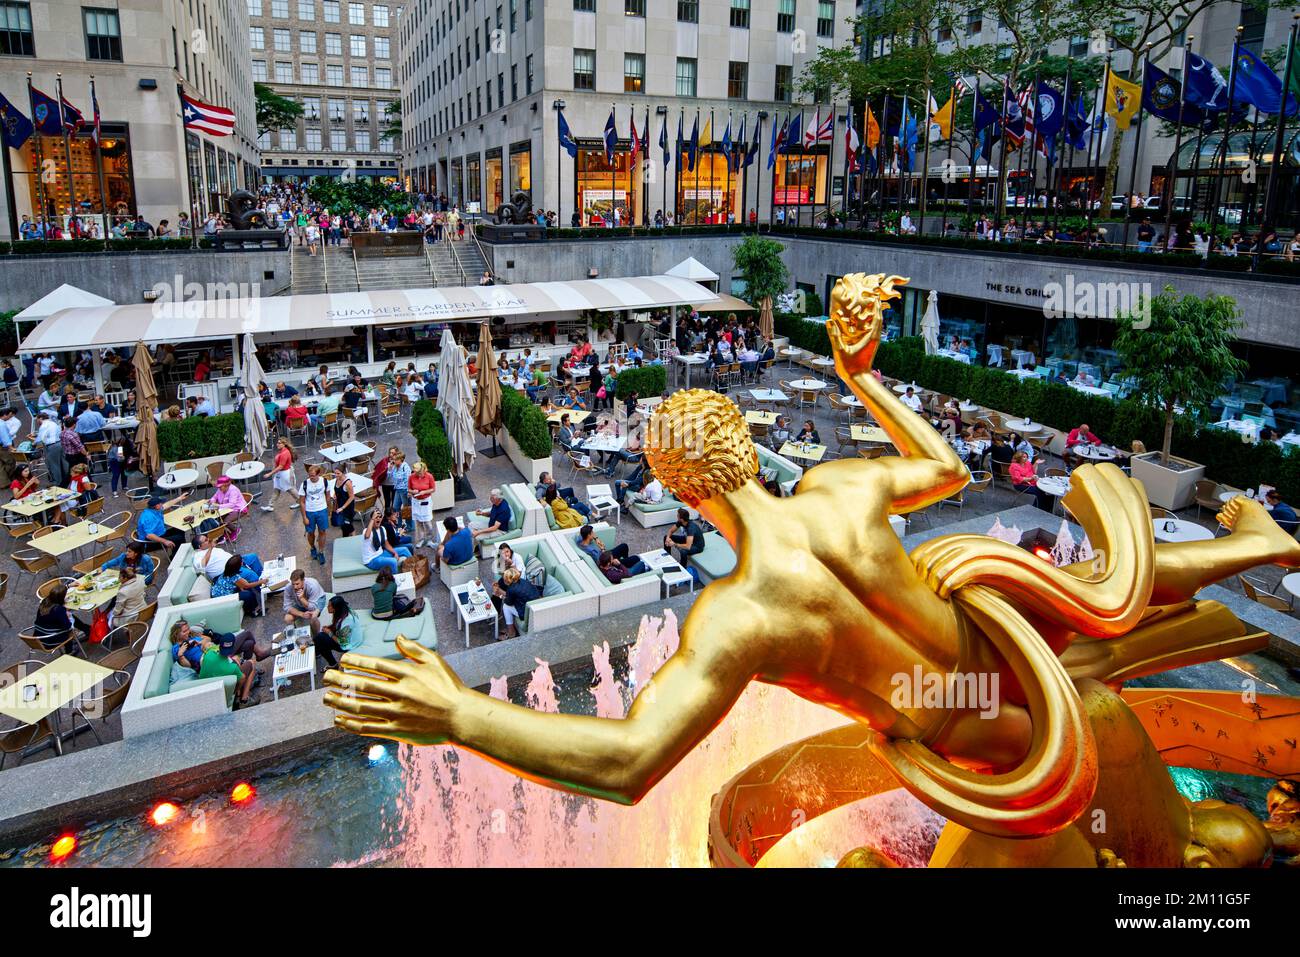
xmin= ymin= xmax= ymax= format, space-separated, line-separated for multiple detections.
xmin=629 ymin=110 xmax=641 ymax=162
xmin=768 ymin=115 xmax=788 ymax=169
xmin=951 ymin=74 xmax=972 ymax=96
xmin=1064 ymin=92 xmax=1090 ymax=150
xmin=557 ymin=109 xmax=578 ymax=158
xmin=730 ymin=114 xmax=744 ymax=171
xmin=1142 ymin=61 xmax=1204 ymax=126
xmin=1104 ymin=72 xmax=1142 ymax=130
xmin=896 ymin=97 xmax=918 ymax=171
xmin=1002 ymin=82 xmax=1025 ymax=147
xmin=1230 ymin=47 xmax=1297 ymax=115
xmin=1287 ymin=40 xmax=1300 ymax=106
xmin=89 ymin=79 xmax=102 ymax=147
xmin=180 ymin=90 xmax=235 ymax=136
xmin=1085 ymin=89 xmax=1112 ymax=154
xmin=603 ymin=108 xmax=617 ymax=164
xmin=805 ymin=109 xmax=834 ymax=146
xmin=0 ymin=93 xmax=34 ymax=149
xmin=659 ymin=111 xmax=670 ymax=167
xmin=699 ymin=116 xmax=712 ymax=149
xmin=865 ymin=102 xmax=880 ymax=149
xmin=930 ymin=94 xmax=955 ymax=139
xmin=926 ymin=93 xmax=942 ymax=141
xmin=1185 ymin=53 xmax=1231 ymax=112
xmin=1033 ymin=81 xmax=1065 ymax=138
xmin=784 ymin=112 xmax=803 ymax=152
xmin=744 ymin=116 xmax=760 ymax=168
xmin=60 ymin=95 xmax=84 ymax=131
xmin=686 ymin=113 xmax=699 ymax=171
xmin=721 ymin=115 xmax=733 ymax=168
xmin=28 ymin=83 xmax=62 ymax=135
xmin=675 ymin=111 xmax=684 ymax=166
xmin=973 ymin=88 xmax=999 ymax=134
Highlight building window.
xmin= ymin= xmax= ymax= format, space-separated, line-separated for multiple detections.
xmin=624 ymin=52 xmax=645 ymax=93
xmin=373 ymin=3 xmax=389 ymax=27
xmin=728 ymin=61 xmax=748 ymax=98
xmin=625 ymin=0 xmax=644 ymax=16
xmin=328 ymin=97 xmax=345 ymax=121
xmin=353 ymin=99 xmax=368 ymax=122
xmin=305 ymin=128 xmax=322 ymax=150
xmin=965 ymin=8 xmax=981 ymax=34
xmin=510 ymin=0 xmax=518 ymax=30
xmin=300 ymin=31 xmax=316 ymax=53
xmin=730 ymin=0 xmax=749 ymax=29
xmin=348 ymin=2 xmax=364 ymax=25
xmin=274 ymin=28 xmax=291 ymax=51
xmin=573 ymin=48 xmax=595 ymax=89
xmin=1068 ymin=35 xmax=1089 ymax=57
xmin=574 ymin=0 xmax=594 ymax=11
xmin=350 ymin=34 xmax=366 ymax=56
xmin=325 ymin=32 xmax=341 ymax=55
xmin=675 ymin=57 xmax=697 ymax=97
xmin=355 ymin=130 xmax=370 ymax=151
xmin=816 ymin=1 xmax=834 ymax=38
xmin=248 ymin=0 xmax=263 ymax=15
xmin=275 ymin=61 xmax=293 ymax=82
xmin=304 ymin=96 xmax=320 ymax=119
xmin=301 ymin=62 xmax=319 ymax=83
xmin=511 ymin=64 xmax=518 ymax=99
xmin=375 ymin=67 xmax=391 ymax=88
xmin=252 ymin=59 xmax=268 ymax=81
xmin=351 ymin=65 xmax=368 ymax=86
xmin=677 ymin=0 xmax=697 ymax=21
xmin=331 ymin=129 xmax=346 ymax=151
xmin=1172 ymin=15 xmax=1188 ymax=46
xmin=0 ymin=1 xmax=33 ymax=56
xmin=774 ymin=64 xmax=793 ymax=101
xmin=249 ymin=26 xmax=265 ymax=49
xmin=280 ymin=127 xmax=297 ymax=150
xmin=375 ymin=36 xmax=389 ymax=59
xmin=257 ymin=131 xmax=271 ymax=150
xmin=323 ymin=0 xmax=339 ymax=22
xmin=777 ymin=0 xmax=795 ymax=33
xmin=271 ymin=0 xmax=288 ymax=16
xmin=526 ymin=53 xmax=534 ymax=93
xmin=326 ymin=63 xmax=343 ymax=85
xmin=298 ymin=0 xmax=314 ymax=18
xmin=83 ymin=7 xmax=122 ymax=61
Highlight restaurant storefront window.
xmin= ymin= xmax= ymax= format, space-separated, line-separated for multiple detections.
xmin=204 ymin=141 xmax=220 ymax=215
xmin=451 ymin=157 xmax=463 ymax=205
xmin=509 ymin=141 xmax=531 ymax=204
xmin=676 ymin=148 xmax=742 ymax=224
xmin=576 ymin=141 xmax=639 ymax=226
xmin=15 ymin=125 xmax=138 ymax=226
xmin=485 ymin=148 xmax=504 ymax=213
xmin=186 ymin=132 xmax=204 ymax=218
xmin=466 ymin=154 xmax=482 ymax=213
xmin=772 ymin=150 xmax=828 ymax=207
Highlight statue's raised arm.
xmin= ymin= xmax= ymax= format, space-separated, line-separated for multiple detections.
xmin=826 ymin=273 xmax=968 ymax=514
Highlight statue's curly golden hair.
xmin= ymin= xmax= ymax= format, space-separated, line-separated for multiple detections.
xmin=644 ymin=389 xmax=758 ymax=505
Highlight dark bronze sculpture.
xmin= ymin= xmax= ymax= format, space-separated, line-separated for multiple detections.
xmin=215 ymin=189 xmax=288 ymax=250
xmin=494 ymin=190 xmax=533 ymax=225
xmin=227 ymin=189 xmax=271 ymax=230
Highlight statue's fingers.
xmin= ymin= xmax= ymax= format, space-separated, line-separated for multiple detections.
xmin=336 ymin=653 xmax=408 ymax=679
xmin=324 ymin=690 xmax=401 ymax=719
xmin=395 ymin=635 xmax=436 ymax=664
xmin=323 ymin=671 xmax=397 ymax=701
xmin=333 ymin=715 xmax=397 ymax=738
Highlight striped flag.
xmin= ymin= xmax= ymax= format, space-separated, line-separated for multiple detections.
xmin=89 ymin=79 xmax=101 ymax=146
xmin=804 ymin=109 xmax=834 ymax=146
xmin=952 ymin=74 xmax=973 ymax=96
xmin=180 ymin=90 xmax=235 ymax=136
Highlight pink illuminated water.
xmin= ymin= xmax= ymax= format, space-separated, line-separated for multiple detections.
xmin=388 ymin=611 xmax=942 ymax=867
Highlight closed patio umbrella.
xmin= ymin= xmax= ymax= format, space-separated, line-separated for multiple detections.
xmin=758 ymin=295 xmax=774 ymax=343
xmin=240 ymin=333 xmax=270 ymax=459
xmin=132 ymin=341 xmax=160 ymax=479
xmin=921 ymin=289 xmax=941 ymax=356
xmin=471 ymin=321 xmax=503 ymax=457
xmin=435 ymin=327 xmax=477 ymax=482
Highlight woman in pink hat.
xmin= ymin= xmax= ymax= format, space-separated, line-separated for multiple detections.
xmin=209 ymin=474 xmax=250 ymax=543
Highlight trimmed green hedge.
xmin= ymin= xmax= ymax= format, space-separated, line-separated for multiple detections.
xmin=477 ymin=223 xmax=749 ymax=241
xmin=499 ymin=387 xmax=553 ymax=460
xmin=410 ymin=399 xmax=453 ymax=480
xmin=788 ymin=328 xmax=1300 ymax=501
xmin=157 ymin=413 xmax=245 ymax=461
xmin=614 ymin=364 xmax=667 ymax=400
xmin=8 ymin=238 xmax=212 ymax=255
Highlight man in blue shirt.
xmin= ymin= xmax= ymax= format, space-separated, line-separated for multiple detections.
xmin=434 ymin=516 xmax=475 ymax=569
xmin=472 ymin=489 xmax=512 ymax=540
xmin=102 ymin=541 xmax=157 ymax=585
xmin=137 ymin=491 xmax=189 ymax=552
xmin=75 ymin=403 xmax=106 ymax=442
xmin=273 ymin=382 xmax=298 ymax=399
xmin=1266 ymin=489 xmax=1299 ymax=535
xmin=575 ymin=525 xmax=603 ymax=563
xmin=423 ymin=375 xmax=439 ymax=399
xmin=193 ymin=396 xmax=217 ymax=417
xmin=626 ymin=344 xmax=643 ymax=363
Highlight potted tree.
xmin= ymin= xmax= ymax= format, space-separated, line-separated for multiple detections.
xmin=1116 ymin=286 xmax=1246 ymax=510
xmin=732 ymin=233 xmax=790 ymax=346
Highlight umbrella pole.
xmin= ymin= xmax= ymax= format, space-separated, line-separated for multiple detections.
xmin=477 ymin=428 xmax=505 ymax=458
xmin=454 ymin=470 xmax=476 ymax=501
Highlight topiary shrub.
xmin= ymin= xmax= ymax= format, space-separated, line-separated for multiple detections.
xmin=157 ymin=413 xmax=245 ymax=460
xmin=410 ymin=399 xmax=453 ymax=479
xmin=499 ymin=387 xmax=553 ymax=459
xmin=614 ymin=364 xmax=667 ymax=400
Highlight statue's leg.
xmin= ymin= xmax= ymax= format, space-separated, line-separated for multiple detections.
xmin=1149 ymin=497 xmax=1300 ymax=606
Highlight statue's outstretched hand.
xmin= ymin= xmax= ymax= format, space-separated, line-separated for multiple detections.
xmin=323 ymin=637 xmax=463 ymax=747
xmin=826 ymin=273 xmax=905 ymax=379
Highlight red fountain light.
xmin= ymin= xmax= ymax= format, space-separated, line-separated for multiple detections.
xmin=50 ymin=834 xmax=77 ymax=862
xmin=149 ymin=802 xmax=181 ymax=827
xmin=230 ymin=782 xmax=255 ymax=804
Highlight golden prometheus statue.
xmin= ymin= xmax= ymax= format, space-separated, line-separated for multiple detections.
xmin=325 ymin=272 xmax=1300 ymax=868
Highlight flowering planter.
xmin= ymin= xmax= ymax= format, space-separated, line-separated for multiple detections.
xmin=1130 ymin=451 xmax=1206 ymax=511
xmin=497 ymin=428 xmax=552 ymax=485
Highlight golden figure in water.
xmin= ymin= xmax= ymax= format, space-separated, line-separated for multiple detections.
xmin=325 ymin=273 xmax=1300 ymax=867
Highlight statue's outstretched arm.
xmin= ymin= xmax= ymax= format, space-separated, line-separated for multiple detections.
xmin=826 ymin=275 xmax=967 ymax=513
xmin=323 ymin=588 xmax=764 ymax=804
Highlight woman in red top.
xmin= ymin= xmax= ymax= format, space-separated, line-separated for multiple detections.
xmin=1009 ymin=451 xmax=1050 ymax=511
xmin=407 ymin=461 xmax=438 ymax=547
xmin=10 ymin=464 xmax=37 ymax=499
xmin=264 ymin=437 xmax=298 ymax=511
xmin=284 ymin=396 xmax=313 ymax=436
xmin=194 ymin=352 xmax=211 ymax=382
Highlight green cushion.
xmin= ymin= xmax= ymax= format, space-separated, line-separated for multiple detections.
xmin=757 ymin=446 xmax=800 ymax=485
xmin=168 ymin=566 xmax=199 ymax=605
xmin=632 ymin=494 xmax=683 ymax=513
xmin=351 ymin=608 xmax=438 ymax=660
xmin=692 ymin=531 xmax=737 ymax=581
xmin=331 ymin=536 xmax=370 ymax=578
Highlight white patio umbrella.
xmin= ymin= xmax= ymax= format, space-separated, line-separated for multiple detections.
xmin=435 ymin=327 xmax=477 ymax=477
xmin=921 ymin=289 xmax=941 ymax=356
xmin=240 ymin=333 xmax=270 ymax=459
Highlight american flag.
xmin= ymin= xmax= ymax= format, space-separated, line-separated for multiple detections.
xmin=181 ymin=90 xmax=235 ymax=137
xmin=952 ymin=74 xmax=972 ymax=96
xmin=1018 ymin=84 xmax=1051 ymax=158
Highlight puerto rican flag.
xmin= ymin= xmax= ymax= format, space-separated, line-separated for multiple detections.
xmin=181 ymin=90 xmax=235 ymax=137
xmin=804 ymin=109 xmax=834 ymax=147
xmin=60 ymin=95 xmax=84 ymax=131
xmin=629 ymin=111 xmax=641 ymax=162
xmin=1017 ymin=84 xmax=1051 ymax=158
xmin=845 ymin=109 xmax=861 ymax=173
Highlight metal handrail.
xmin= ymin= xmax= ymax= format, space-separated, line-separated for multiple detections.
xmin=349 ymin=243 xmax=360 ymax=291
xmin=320 ymin=239 xmax=330 ymax=292
xmin=470 ymin=226 xmax=494 ymax=281
xmin=423 ymin=242 xmax=438 ymax=287
xmin=447 ymin=235 xmax=468 ymax=286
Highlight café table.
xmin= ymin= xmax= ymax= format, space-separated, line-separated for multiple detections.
xmin=637 ymin=549 xmax=694 ymax=598
xmin=1071 ymin=444 xmax=1120 ymax=462
xmin=165 ymin=501 xmax=232 ymax=531
xmin=892 ymin=382 xmax=924 ymax=394
xmin=1010 ymin=349 xmax=1035 ymax=369
xmin=259 ymin=555 xmax=297 ymax=615
xmin=779 ymin=347 xmax=803 ymax=368
xmin=750 ymin=388 xmax=788 ymax=403
xmin=327 ymin=472 xmax=374 ymax=497
xmin=31 ymin=519 xmax=115 ymax=558
xmin=450 ymin=579 xmax=499 ymax=647
xmin=2 ymin=487 xmax=79 ymax=518
xmin=66 ymin=568 xmax=123 ymax=612
xmin=0 ymin=654 xmax=114 ymax=756
xmin=548 ymin=410 xmax=590 ymax=425
xmin=1152 ymin=518 xmax=1215 ymax=543
xmin=1217 ymin=490 xmax=1271 ymax=510
xmin=671 ymin=353 xmax=708 ymax=389
xmin=1069 ymin=382 xmax=1112 ymax=398
xmin=225 ymin=460 xmax=266 ymax=482
xmin=779 ymin=441 xmax=827 ymax=463
xmin=851 ymin=425 xmax=891 ymax=444
xmin=1006 ymin=367 xmax=1040 ymax=380
xmin=1035 ymin=476 xmax=1071 ymax=500
xmin=1279 ymin=573 xmax=1300 ymax=607
xmin=579 ymin=433 xmax=627 ymax=454
xmin=157 ymin=468 xmax=199 ymax=490
xmin=1215 ymin=419 xmax=1259 ymax=442
xmin=320 ymin=441 xmax=374 ymax=464
xmin=810 ymin=356 xmax=836 ymax=370
xmin=937 ymin=349 xmax=972 ymax=364
xmin=1003 ymin=418 xmax=1044 ymax=434
xmin=272 ymin=642 xmax=316 ymax=701
xmin=790 ymin=379 xmax=827 ymax=392
xmin=745 ymin=410 xmax=778 ymax=426
xmin=102 ymin=416 xmax=140 ymax=432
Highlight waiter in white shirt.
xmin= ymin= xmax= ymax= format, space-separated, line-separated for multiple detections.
xmin=33 ymin=410 xmax=67 ymax=486
xmin=900 ymin=387 xmax=925 ymax=413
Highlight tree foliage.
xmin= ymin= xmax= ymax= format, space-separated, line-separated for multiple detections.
xmin=732 ymin=234 xmax=790 ymax=305
xmin=254 ymin=82 xmax=304 ymax=137
xmin=1114 ymin=286 xmax=1246 ymax=462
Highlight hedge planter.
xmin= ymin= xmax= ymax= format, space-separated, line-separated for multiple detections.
xmin=1130 ymin=452 xmax=1206 ymax=511
xmin=497 ymin=427 xmax=552 ymax=485
xmin=428 ymin=476 xmax=455 ymax=512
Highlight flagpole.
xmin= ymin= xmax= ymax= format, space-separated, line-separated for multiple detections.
xmin=1162 ymin=39 xmax=1193 ymax=251
xmin=55 ymin=74 xmax=81 ymax=238
xmin=857 ymin=103 xmax=869 ymax=227
xmin=938 ymin=85 xmax=956 ymax=237
xmin=1011 ymin=81 xmax=1030 ymax=231
xmin=1084 ymin=52 xmax=1112 ymax=244
xmin=877 ymin=95 xmax=891 ymax=230
xmin=895 ymin=97 xmax=906 ymax=219
xmin=824 ymin=105 xmax=836 ymax=227
xmin=610 ymin=103 xmax=616 ymax=229
xmin=724 ymin=112 xmax=733 ymax=226
xmin=1261 ymin=16 xmax=1299 ymax=238
xmin=918 ymin=87 xmax=935 ymax=237
xmin=0 ymin=109 xmax=17 ymax=242
xmin=556 ymin=105 xmax=564 ymax=228
xmin=1206 ymin=27 xmax=1245 ymax=251
xmin=1053 ymin=64 xmax=1074 ymax=239
xmin=676 ymin=108 xmax=683 ymax=224
xmin=768 ymin=111 xmax=782 ymax=229
xmin=643 ymin=107 xmax=650 ymax=228
xmin=1122 ymin=45 xmax=1153 ymax=252
xmin=177 ymin=83 xmax=200 ymax=249
xmin=26 ymin=75 xmax=49 ymax=234
xmin=90 ymin=77 xmax=109 ymax=250
xmin=993 ymin=81 xmax=1010 ymax=237
xmin=752 ymin=112 xmax=763 ymax=231
xmin=1020 ymin=67 xmax=1042 ymax=237
xmin=840 ymin=104 xmax=852 ymax=229
xmin=1244 ymin=106 xmax=1264 ymax=230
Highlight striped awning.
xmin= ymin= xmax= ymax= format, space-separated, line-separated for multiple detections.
xmin=18 ymin=275 xmax=718 ymax=354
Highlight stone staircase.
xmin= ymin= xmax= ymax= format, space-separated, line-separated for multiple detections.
xmin=292 ymin=239 xmax=492 ymax=294
xmin=353 ymin=252 xmax=435 ymax=291
xmin=289 ymin=245 xmax=359 ymax=295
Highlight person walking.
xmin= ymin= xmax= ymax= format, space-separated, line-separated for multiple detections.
xmin=299 ymin=463 xmax=332 ymax=566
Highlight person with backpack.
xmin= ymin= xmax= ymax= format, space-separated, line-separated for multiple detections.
xmin=299 ymin=463 xmax=332 ymax=566
xmin=372 ymin=445 xmax=398 ymax=511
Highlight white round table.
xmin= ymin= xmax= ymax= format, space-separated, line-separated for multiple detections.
xmin=893 ymin=382 xmax=923 ymax=394
xmin=841 ymin=395 xmax=863 ymax=408
xmin=1279 ymin=573 xmax=1300 ymax=605
xmin=1004 ymin=419 xmax=1043 ymax=434
xmin=1152 ymin=519 xmax=1215 ymax=543
xmin=157 ymin=468 xmax=199 ymax=490
xmin=225 ymin=460 xmax=266 ymax=481
xmin=811 ymin=357 xmax=835 ymax=368
xmin=1036 ymin=476 xmax=1071 ymax=498
xmin=790 ymin=379 xmax=826 ymax=391
xmin=958 ymin=402 xmax=980 ymax=412
xmin=780 ymin=348 xmax=802 ymax=357
xmin=1217 ymin=490 xmax=1272 ymax=510
xmin=1072 ymin=445 xmax=1119 ymax=462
